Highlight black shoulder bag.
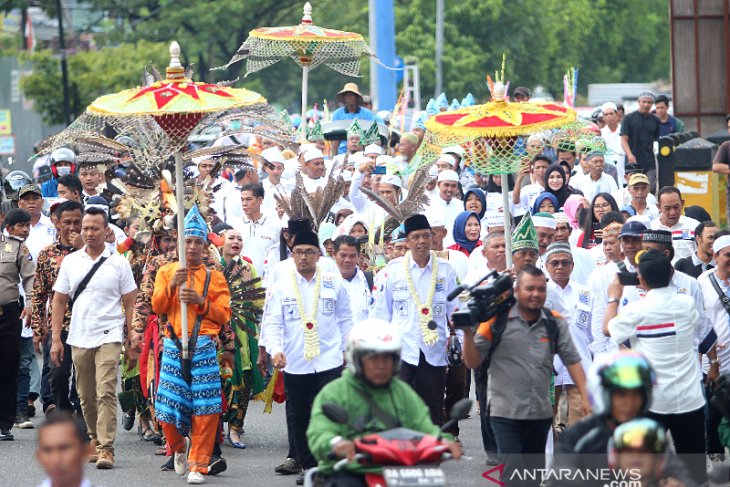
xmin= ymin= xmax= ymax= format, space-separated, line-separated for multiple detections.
xmin=68 ymin=257 xmax=108 ymax=310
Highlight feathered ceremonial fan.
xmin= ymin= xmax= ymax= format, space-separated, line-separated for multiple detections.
xmin=359 ymin=165 xmax=431 ymax=234
xmin=224 ymin=260 xmax=267 ymax=341
xmin=275 ymin=163 xmax=345 ymax=231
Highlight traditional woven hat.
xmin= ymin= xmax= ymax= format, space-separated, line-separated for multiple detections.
xmin=336 ymin=83 xmax=364 ymax=104
xmin=306 ymin=120 xmax=325 ymax=142
xmin=511 ymin=213 xmax=538 ymax=253
xmin=184 ymin=204 xmax=208 ymax=242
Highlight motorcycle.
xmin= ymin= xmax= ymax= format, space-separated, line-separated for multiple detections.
xmin=304 ymin=398 xmax=472 ymax=487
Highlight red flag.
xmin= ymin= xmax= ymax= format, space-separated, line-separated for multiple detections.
xmin=25 ymin=12 xmax=36 ymax=52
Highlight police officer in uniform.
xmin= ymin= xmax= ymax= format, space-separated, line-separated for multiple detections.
xmin=0 ymin=229 xmax=35 ymax=440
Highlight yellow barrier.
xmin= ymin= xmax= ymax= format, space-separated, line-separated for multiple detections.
xmin=675 ymin=171 xmax=727 ymax=224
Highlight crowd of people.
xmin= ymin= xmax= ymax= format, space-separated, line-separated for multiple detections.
xmin=2 ymin=81 xmax=730 ymax=487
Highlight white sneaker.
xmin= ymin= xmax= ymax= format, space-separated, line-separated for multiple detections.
xmin=187 ymin=471 xmax=204 ymax=484
xmin=174 ymin=437 xmax=190 ymax=475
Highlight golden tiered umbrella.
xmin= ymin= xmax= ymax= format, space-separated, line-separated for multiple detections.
xmin=414 ymin=70 xmax=576 ymax=266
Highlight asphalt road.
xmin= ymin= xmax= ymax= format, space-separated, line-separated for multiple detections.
xmin=4 ymin=394 xmax=491 ymax=487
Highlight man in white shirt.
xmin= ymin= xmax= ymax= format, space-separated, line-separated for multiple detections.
xmin=220 ymin=165 xmax=259 ymax=223
xmin=228 ymin=183 xmax=281 ymax=273
xmin=544 ymin=243 xmax=592 ymax=428
xmin=572 ymin=152 xmax=618 ymax=201
xmin=624 ymin=173 xmax=659 ymax=221
xmin=260 ymin=147 xmax=291 ymax=216
xmin=195 ymin=156 xmax=232 ymax=218
xmin=605 ymin=249 xmax=706 ymax=485
xmin=697 ymin=233 xmax=730 ymax=462
xmin=263 ymin=230 xmax=353 ymax=482
xmin=370 ymin=214 xmax=459 ymax=424
xmin=50 ymin=207 xmax=137 ymax=470
xmin=611 ymin=164 xmax=658 ymax=208
xmin=17 ymin=184 xmax=55 ymax=260
xmin=426 ymin=170 xmax=463 ymax=247
xmin=600 ymin=102 xmax=625 ymax=183
xmin=513 ymin=155 xmax=550 ymax=215
xmin=650 ymin=186 xmax=699 ymax=263
xmin=333 ymin=235 xmax=371 ymax=323
xmin=590 ymin=220 xmax=646 ymax=360
xmin=300 ymin=148 xmax=328 ymax=193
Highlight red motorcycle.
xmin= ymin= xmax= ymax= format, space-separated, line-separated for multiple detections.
xmin=305 ymin=398 xmax=472 ymax=487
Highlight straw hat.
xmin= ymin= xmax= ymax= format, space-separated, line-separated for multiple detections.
xmin=337 ymin=83 xmax=364 ymax=104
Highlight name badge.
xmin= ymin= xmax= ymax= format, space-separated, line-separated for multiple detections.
xmin=435 ymin=278 xmax=445 ymax=293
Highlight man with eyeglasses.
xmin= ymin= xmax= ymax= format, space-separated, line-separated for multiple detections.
xmin=545 ymin=243 xmax=593 ymax=432
xmin=262 ymin=229 xmax=353 ymax=484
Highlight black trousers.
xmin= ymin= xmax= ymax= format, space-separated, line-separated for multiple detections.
xmin=648 ymin=406 xmax=706 ymax=485
xmin=705 ymin=380 xmax=723 ymax=454
xmin=284 ymin=367 xmax=341 ymax=469
xmin=474 ymin=366 xmax=497 ymax=454
xmin=45 ymin=332 xmax=81 ymax=414
xmin=444 ymin=363 xmax=466 ymax=435
xmin=0 ymin=303 xmax=22 ymax=430
xmin=398 ymin=351 xmax=447 ymax=426
xmin=40 ymin=334 xmax=55 ymax=410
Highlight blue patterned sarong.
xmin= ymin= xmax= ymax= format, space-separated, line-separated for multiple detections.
xmin=155 ymin=336 xmax=222 ymax=435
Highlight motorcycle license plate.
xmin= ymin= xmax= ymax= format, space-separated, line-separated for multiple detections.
xmin=382 ymin=467 xmax=446 ymax=486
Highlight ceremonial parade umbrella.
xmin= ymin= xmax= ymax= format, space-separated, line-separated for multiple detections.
xmin=218 ymin=2 xmax=376 ymax=140
xmin=77 ymin=41 xmax=282 ymax=379
xmin=418 ymin=73 xmax=576 ymax=267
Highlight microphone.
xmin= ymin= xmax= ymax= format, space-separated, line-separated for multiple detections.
xmin=446 ymin=285 xmax=465 ymax=302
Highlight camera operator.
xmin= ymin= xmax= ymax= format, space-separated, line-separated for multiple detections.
xmin=462 ymin=265 xmax=589 ymax=483
xmin=604 ymin=249 xmax=706 ymax=485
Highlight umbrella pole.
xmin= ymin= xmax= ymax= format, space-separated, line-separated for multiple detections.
xmin=502 ymin=179 xmax=512 ymax=269
xmin=301 ymin=65 xmax=309 ymax=143
xmin=174 ymin=151 xmax=189 ymax=359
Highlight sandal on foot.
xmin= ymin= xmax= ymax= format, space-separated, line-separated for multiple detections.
xmin=227 ymin=430 xmax=246 ymax=449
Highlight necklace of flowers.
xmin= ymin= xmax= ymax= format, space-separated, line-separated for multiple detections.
xmin=403 ymin=250 xmax=440 ymax=346
xmin=291 ymin=263 xmax=322 ymax=360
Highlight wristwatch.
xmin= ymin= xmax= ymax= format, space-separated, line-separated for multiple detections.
xmin=606 ymin=297 xmax=620 ymax=304
xmin=710 ymin=359 xmax=720 ymax=366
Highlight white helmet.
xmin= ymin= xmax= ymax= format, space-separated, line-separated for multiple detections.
xmin=346 ymin=319 xmax=402 ymax=378
xmin=51 ymin=147 xmax=76 ymax=165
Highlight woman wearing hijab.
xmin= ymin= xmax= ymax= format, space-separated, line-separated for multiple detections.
xmin=482 ymin=174 xmax=515 ymax=216
xmin=448 ymin=211 xmax=482 ymax=256
xmin=464 ymin=188 xmax=487 ymax=220
xmin=531 ymin=192 xmax=559 ymax=215
xmin=544 ymin=163 xmax=583 ymax=209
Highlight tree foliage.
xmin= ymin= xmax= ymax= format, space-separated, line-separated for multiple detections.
xmin=14 ymin=0 xmax=670 ymax=124
xmin=20 ymin=40 xmax=169 ymax=125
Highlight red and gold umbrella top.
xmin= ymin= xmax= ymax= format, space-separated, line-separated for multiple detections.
xmin=88 ymin=42 xmax=266 ymax=117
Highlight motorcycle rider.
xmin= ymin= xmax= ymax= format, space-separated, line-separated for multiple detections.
xmin=307 ymin=319 xmax=461 ymax=487
xmin=549 ymin=351 xmax=693 ymax=487
xmin=41 ymin=148 xmax=76 ymax=198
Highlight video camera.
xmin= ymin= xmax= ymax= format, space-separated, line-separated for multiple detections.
xmin=447 ymin=270 xmax=515 ymax=329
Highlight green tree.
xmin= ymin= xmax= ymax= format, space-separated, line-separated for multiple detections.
xmin=14 ymin=0 xmax=671 ymax=124
xmin=20 ymin=40 xmax=169 ymax=125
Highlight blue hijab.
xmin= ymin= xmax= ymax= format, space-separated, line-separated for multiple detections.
xmin=463 ymin=188 xmax=487 ymax=220
xmin=452 ymin=211 xmax=481 ymax=253
xmin=531 ymin=192 xmax=559 ymax=214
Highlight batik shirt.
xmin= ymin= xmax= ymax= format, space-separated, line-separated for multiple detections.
xmin=30 ymin=241 xmax=75 ymax=336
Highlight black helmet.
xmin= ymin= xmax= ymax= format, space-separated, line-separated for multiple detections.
xmin=591 ymin=351 xmax=655 ymax=417
xmin=4 ymin=171 xmax=32 ymax=199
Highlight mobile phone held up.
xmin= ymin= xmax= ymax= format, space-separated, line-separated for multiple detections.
xmin=372 ymin=165 xmax=387 ymax=175
xmin=617 ymin=271 xmax=640 ymax=287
